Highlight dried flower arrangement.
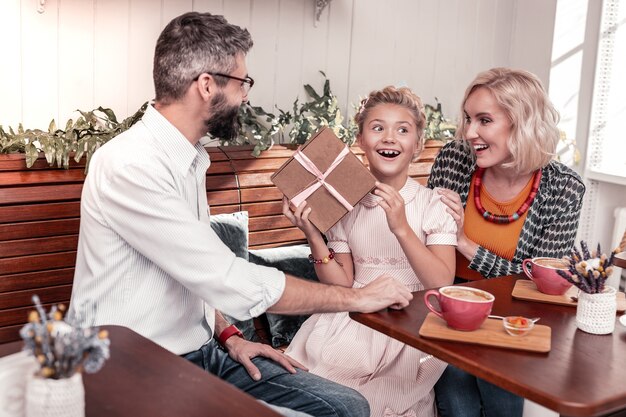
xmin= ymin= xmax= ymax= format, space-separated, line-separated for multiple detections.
xmin=557 ymin=241 xmax=619 ymax=294
xmin=19 ymin=295 xmax=110 ymax=379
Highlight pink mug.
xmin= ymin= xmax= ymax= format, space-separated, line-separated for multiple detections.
xmin=522 ymin=257 xmax=572 ymax=295
xmin=423 ymin=286 xmax=494 ymax=331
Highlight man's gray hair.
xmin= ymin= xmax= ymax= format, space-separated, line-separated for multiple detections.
xmin=153 ymin=12 xmax=253 ymax=103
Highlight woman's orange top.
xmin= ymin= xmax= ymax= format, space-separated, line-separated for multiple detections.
xmin=456 ymin=171 xmax=534 ymax=281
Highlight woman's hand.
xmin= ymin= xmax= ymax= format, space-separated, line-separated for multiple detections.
xmin=437 ymin=188 xmax=465 ymax=240
xmin=375 ymin=182 xmax=410 ymax=237
xmin=282 ymin=197 xmax=320 ymax=240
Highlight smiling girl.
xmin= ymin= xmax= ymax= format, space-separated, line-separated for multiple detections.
xmin=428 ymin=68 xmax=585 ymax=417
xmin=283 ymin=86 xmax=457 ymax=417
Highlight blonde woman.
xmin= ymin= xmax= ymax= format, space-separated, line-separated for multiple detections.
xmin=428 ymin=67 xmax=585 ymax=417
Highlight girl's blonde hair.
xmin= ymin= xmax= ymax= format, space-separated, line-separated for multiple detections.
xmin=355 ymin=86 xmax=427 ymax=157
xmin=457 ymin=67 xmax=560 ymax=174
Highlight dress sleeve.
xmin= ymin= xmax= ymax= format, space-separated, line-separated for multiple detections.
xmin=423 ymin=188 xmax=458 ymax=246
xmin=468 ymin=173 xmax=585 ymax=278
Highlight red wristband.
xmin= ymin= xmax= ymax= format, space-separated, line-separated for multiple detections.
xmin=217 ymin=324 xmax=244 ymax=346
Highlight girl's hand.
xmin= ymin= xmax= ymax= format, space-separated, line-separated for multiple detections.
xmin=282 ymin=197 xmax=320 ymax=239
xmin=374 ymin=182 xmax=409 ymax=236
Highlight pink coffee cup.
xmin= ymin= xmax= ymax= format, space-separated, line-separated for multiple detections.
xmin=522 ymin=257 xmax=572 ymax=295
xmin=423 ymin=286 xmax=494 ymax=331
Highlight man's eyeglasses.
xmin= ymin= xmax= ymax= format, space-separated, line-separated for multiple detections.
xmin=195 ymin=72 xmax=254 ymax=94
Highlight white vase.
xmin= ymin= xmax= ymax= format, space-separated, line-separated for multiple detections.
xmin=576 ymin=286 xmax=617 ymax=335
xmin=25 ymin=372 xmax=85 ymax=417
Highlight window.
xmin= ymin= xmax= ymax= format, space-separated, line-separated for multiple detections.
xmin=585 ymin=0 xmax=626 ymax=185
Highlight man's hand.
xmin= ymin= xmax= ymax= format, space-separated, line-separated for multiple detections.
xmin=224 ymin=336 xmax=308 ymax=381
xmin=354 ymin=275 xmax=413 ymax=312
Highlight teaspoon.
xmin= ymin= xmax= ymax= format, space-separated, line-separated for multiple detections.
xmin=488 ymin=315 xmax=541 ymax=323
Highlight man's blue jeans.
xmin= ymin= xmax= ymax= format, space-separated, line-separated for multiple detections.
xmin=183 ymin=340 xmax=369 ymax=417
xmin=434 ymin=364 xmax=523 ymax=417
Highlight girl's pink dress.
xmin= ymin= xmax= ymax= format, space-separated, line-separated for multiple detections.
xmin=286 ymin=178 xmax=457 ymax=417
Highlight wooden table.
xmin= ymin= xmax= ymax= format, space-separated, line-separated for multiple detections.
xmin=614 ymin=251 xmax=626 ymax=269
xmin=0 ymin=325 xmax=280 ymax=417
xmin=351 ymin=276 xmax=626 ymax=417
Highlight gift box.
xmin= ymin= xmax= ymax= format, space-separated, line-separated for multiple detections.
xmin=271 ymin=128 xmax=376 ymax=233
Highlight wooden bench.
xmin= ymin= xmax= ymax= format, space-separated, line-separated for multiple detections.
xmin=0 ymin=141 xmax=443 ymax=345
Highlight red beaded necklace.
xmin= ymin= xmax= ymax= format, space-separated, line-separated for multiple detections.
xmin=473 ymin=167 xmax=541 ymax=224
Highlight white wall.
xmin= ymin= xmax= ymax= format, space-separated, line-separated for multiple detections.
xmin=0 ymin=0 xmax=557 ymax=132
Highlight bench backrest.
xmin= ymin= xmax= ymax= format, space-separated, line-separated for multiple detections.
xmin=0 ymin=141 xmax=442 ymax=344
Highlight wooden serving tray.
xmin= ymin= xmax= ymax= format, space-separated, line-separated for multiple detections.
xmin=418 ymin=313 xmax=551 ymax=353
xmin=512 ymin=280 xmax=626 ymax=312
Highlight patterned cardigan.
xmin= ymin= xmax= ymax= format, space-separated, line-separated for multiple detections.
xmin=427 ymin=141 xmax=586 ymax=278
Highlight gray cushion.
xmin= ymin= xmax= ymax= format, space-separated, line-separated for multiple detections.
xmin=210 ymin=211 xmax=249 ymax=261
xmin=210 ymin=211 xmax=256 ymax=340
xmin=249 ymin=245 xmax=318 ymax=347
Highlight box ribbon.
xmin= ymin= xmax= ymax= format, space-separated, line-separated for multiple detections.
xmin=290 ymin=146 xmax=354 ymax=211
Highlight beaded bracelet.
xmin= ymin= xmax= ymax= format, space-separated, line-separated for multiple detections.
xmin=308 ymin=248 xmax=336 ymax=264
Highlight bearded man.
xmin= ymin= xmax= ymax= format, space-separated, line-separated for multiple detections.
xmin=69 ymin=11 xmax=412 ymax=417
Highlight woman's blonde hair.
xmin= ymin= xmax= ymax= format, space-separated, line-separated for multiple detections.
xmin=354 ymin=86 xmax=427 ymax=158
xmin=457 ymin=67 xmax=560 ymax=174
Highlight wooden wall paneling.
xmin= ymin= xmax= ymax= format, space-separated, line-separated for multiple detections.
xmin=0 ymin=235 xmax=79 ymax=259
xmin=58 ymin=0 xmax=95 ymax=123
xmin=0 ymin=202 xmax=81 ymax=223
xmin=0 ymin=268 xmax=75 ymax=293
xmin=237 ymin=172 xmax=274 ymax=188
xmin=0 ymin=156 xmax=86 ymax=171
xmin=205 ymin=174 xmax=239 ymax=191
xmin=128 ymin=0 xmax=161 ymax=113
xmin=0 ymin=170 xmax=86 ymax=186
xmin=240 ymin=187 xmax=282 ymax=204
xmin=0 ymin=0 xmax=22 ymax=128
xmin=208 ymin=204 xmax=241 ymax=215
xmin=0 ymin=325 xmax=24 ymax=345
xmin=0 ymin=251 xmax=77 ymax=276
xmin=206 ymin=189 xmax=240 ymax=207
xmin=251 ymin=240 xmax=307 ymax=250
xmin=248 ymin=215 xmax=294 ymax=232
xmin=241 ymin=200 xmax=283 ymax=217
xmin=230 ymin=157 xmax=287 ymax=173
xmin=273 ymin=0 xmax=307 ymax=112
xmin=162 ymin=0 xmax=193 ymax=26
xmin=0 ymin=218 xmax=80 ymax=240
xmin=20 ymin=0 xmax=59 ymax=127
xmin=0 ymin=184 xmax=83 ymax=205
xmin=193 ymin=0 xmax=223 ymax=14
xmin=0 ymin=303 xmax=61 ymax=328
xmin=224 ymin=148 xmax=295 ymax=160
xmin=206 ymin=160 xmax=238 ymax=174
xmin=324 ymin=0 xmax=354 ymax=116
xmin=247 ymin=0 xmax=280 ymax=110
xmin=249 ymin=228 xmax=305 ymax=248
xmin=0 ymin=284 xmax=73 ymax=311
xmin=94 ymin=0 xmax=130 ymax=118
